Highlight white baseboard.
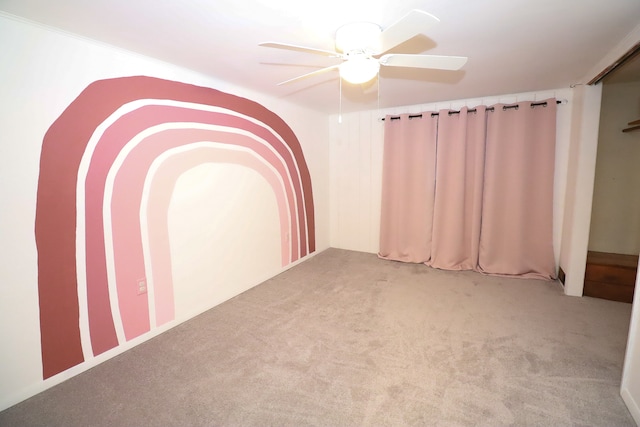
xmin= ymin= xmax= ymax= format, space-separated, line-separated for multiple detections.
xmin=622 ymin=387 xmax=640 ymax=426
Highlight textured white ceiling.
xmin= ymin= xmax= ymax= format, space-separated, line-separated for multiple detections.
xmin=1 ymin=0 xmax=640 ymax=113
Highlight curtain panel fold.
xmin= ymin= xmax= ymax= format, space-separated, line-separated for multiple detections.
xmin=378 ymin=99 xmax=557 ymax=280
xmin=379 ymin=114 xmax=437 ymax=263
xmin=429 ymin=106 xmax=487 ymax=271
xmin=478 ymin=101 xmax=557 ymax=279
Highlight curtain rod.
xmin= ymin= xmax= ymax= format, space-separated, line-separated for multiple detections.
xmin=382 ymin=100 xmax=563 ymax=121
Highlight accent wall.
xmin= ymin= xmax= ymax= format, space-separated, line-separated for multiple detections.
xmin=0 ymin=14 xmax=329 ymax=410
xmin=36 ymin=75 xmax=315 ymax=378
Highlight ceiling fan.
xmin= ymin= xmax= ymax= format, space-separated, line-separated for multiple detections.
xmin=259 ymin=10 xmax=468 ymax=86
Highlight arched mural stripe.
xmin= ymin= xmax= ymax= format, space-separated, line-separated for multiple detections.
xmin=89 ymin=105 xmax=305 ymax=257
xmin=143 ymin=143 xmax=290 ymax=328
xmin=84 ymin=107 xmax=302 ymax=355
xmin=79 ymin=99 xmax=308 ymax=247
xmin=107 ymin=126 xmax=296 ymax=341
xmin=36 ymin=76 xmax=314 ymax=379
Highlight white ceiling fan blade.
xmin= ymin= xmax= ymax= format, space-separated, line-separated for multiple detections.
xmin=259 ymin=42 xmax=340 ymax=57
xmin=380 ymin=54 xmax=467 ymax=70
xmin=277 ymin=64 xmax=341 ymax=85
xmin=378 ymin=9 xmax=440 ymax=54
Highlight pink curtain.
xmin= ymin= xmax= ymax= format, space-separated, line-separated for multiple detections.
xmin=379 ymin=114 xmax=437 ymax=263
xmin=478 ymin=101 xmax=557 ymax=279
xmin=378 ymin=99 xmax=557 ymax=279
xmin=429 ymin=107 xmax=487 ymax=271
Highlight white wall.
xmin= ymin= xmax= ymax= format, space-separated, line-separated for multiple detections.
xmin=329 ymin=109 xmax=384 ymax=253
xmin=329 ymin=89 xmax=574 ymax=272
xmin=622 ymin=259 xmax=640 ymax=425
xmin=0 ymin=13 xmax=329 ymax=411
xmin=589 ymin=81 xmax=640 ymax=255
xmin=558 ymin=84 xmax=603 ymax=296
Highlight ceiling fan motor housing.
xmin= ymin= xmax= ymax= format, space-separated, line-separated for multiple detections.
xmin=335 ymin=22 xmax=382 ymax=55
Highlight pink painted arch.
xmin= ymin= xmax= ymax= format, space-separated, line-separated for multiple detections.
xmin=108 ymin=128 xmax=295 ymax=341
xmin=82 ymin=105 xmax=306 ymax=356
xmin=144 ymin=144 xmax=290 ymax=329
xmin=35 ymin=76 xmax=315 ymax=378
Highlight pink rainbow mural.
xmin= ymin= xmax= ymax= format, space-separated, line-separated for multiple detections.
xmin=35 ymin=76 xmax=315 ymax=379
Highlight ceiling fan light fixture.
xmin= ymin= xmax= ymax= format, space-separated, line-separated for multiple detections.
xmin=339 ymin=57 xmax=380 ymax=84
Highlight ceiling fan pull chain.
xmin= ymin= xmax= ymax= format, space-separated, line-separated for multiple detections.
xmin=377 ymin=72 xmax=380 ymax=112
xmin=339 ymin=77 xmax=343 ymax=124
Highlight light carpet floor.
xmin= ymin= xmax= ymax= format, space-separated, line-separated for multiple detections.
xmin=0 ymin=248 xmax=635 ymax=426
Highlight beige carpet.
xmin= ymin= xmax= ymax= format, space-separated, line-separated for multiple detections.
xmin=0 ymin=248 xmax=635 ymax=426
